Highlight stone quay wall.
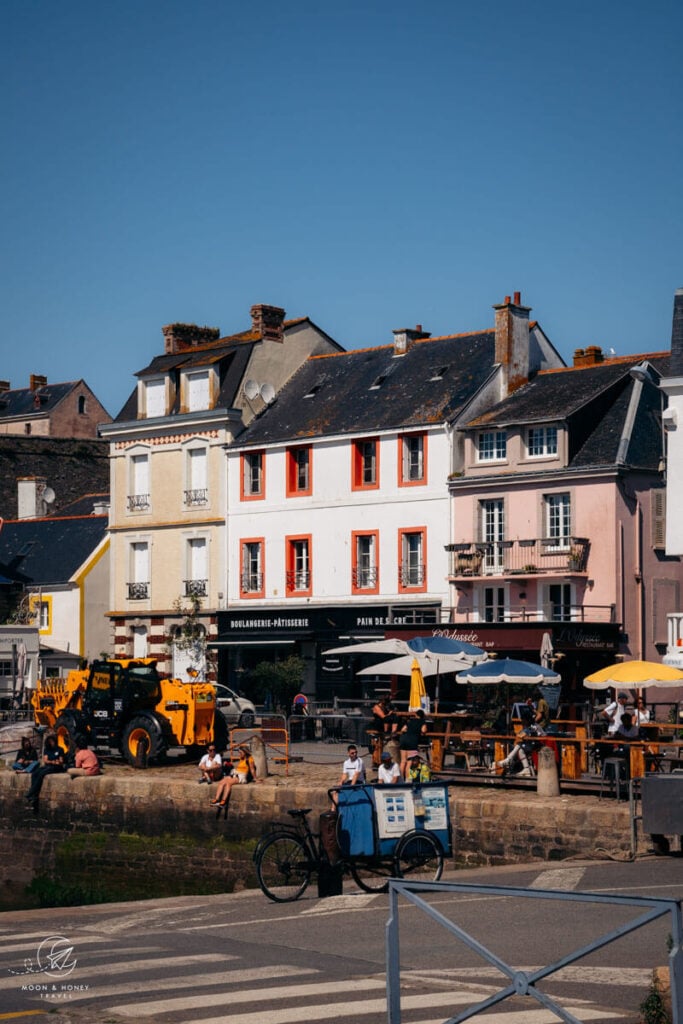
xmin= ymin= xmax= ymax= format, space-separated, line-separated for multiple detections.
xmin=0 ymin=771 xmax=634 ymax=909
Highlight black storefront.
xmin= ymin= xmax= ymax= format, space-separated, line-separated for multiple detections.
xmin=214 ymin=607 xmax=620 ymax=707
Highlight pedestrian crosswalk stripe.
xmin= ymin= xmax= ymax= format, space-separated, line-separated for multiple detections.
xmin=529 ymin=867 xmax=586 ymax=890
xmin=0 ymin=954 xmax=236 ymax=992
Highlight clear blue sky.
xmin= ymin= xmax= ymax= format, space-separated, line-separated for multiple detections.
xmin=2 ymin=0 xmax=682 ymax=418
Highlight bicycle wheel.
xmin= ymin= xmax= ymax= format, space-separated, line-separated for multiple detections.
xmin=255 ymin=833 xmax=312 ymax=902
xmin=349 ymin=855 xmax=394 ymax=894
xmin=394 ymin=830 xmax=444 ymax=883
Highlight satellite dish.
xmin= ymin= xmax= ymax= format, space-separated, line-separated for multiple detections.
xmin=42 ymin=487 xmax=56 ymax=504
xmin=243 ymin=380 xmax=259 ymax=400
xmin=260 ymin=383 xmax=275 ymax=405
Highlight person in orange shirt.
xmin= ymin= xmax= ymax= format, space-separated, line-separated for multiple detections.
xmin=67 ymin=737 xmax=101 ymax=777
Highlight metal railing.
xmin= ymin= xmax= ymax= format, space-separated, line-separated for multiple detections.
xmin=386 ymin=878 xmax=682 ymax=1023
xmin=446 ymin=537 xmax=589 ymax=577
xmin=452 ymin=603 xmax=617 ymax=623
xmin=126 ymin=493 xmax=150 ymax=511
xmin=127 ymin=581 xmax=150 ymax=600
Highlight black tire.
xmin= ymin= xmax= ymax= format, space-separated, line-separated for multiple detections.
xmin=54 ymin=714 xmax=81 ymax=759
xmin=121 ymin=715 xmax=165 ymax=767
xmin=255 ymin=834 xmax=312 ymax=902
xmin=238 ymin=710 xmax=255 ymax=729
xmin=349 ymin=856 xmax=394 ymax=894
xmin=212 ymin=711 xmax=229 ymax=751
xmin=394 ymin=830 xmax=444 ymax=883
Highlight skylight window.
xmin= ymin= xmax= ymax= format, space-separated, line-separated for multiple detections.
xmin=430 ymin=365 xmax=450 ymax=381
xmin=304 ymin=376 xmax=327 ymax=399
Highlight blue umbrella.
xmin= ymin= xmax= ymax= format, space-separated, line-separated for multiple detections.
xmin=406 ymin=635 xmax=487 ymax=664
xmin=456 ymin=658 xmax=560 ymax=686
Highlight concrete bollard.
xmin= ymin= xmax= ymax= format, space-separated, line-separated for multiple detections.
xmin=536 ymin=745 xmax=560 ymax=796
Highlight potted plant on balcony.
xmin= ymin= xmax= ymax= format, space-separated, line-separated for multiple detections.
xmin=567 ymin=547 xmax=583 ymax=571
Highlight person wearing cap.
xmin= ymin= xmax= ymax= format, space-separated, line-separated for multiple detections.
xmin=377 ymin=750 xmax=401 ymax=784
xmin=407 ymin=753 xmax=431 ymax=783
xmin=601 ymin=691 xmax=630 ymax=735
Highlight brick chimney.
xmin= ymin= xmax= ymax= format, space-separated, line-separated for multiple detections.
xmin=0 ymin=380 xmax=9 ymax=392
xmin=671 ymin=287 xmax=683 ymax=377
xmin=392 ymin=324 xmax=431 ymax=355
xmin=162 ymin=324 xmax=221 ymax=355
xmin=493 ymin=292 xmax=530 ymax=395
xmin=30 ymin=374 xmax=47 ymax=391
xmin=250 ymin=304 xmax=286 ymax=343
xmin=573 ymin=346 xmax=604 ymax=367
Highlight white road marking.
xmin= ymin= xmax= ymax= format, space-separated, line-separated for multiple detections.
xmin=0 ymin=950 xmax=235 ymax=991
xmin=302 ymin=894 xmax=379 ymax=912
xmin=529 ymin=868 xmax=586 ymax=890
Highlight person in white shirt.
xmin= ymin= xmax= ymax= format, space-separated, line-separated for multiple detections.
xmin=377 ymin=750 xmax=401 ymax=784
xmin=634 ymin=697 xmax=651 ymax=726
xmin=339 ymin=744 xmax=365 ymax=786
xmin=198 ymin=744 xmax=223 ymax=784
xmin=601 ymin=691 xmax=630 ymax=735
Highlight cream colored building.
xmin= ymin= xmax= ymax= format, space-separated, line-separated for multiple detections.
xmin=100 ymin=305 xmax=342 ymax=679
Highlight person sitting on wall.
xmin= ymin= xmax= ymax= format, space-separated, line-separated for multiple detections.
xmin=372 ymin=696 xmax=396 ymax=736
xmin=198 ymin=744 xmax=223 ymax=784
xmin=407 ymin=753 xmax=431 ymax=783
xmin=12 ymin=736 xmax=39 ymax=774
xmin=67 ymin=736 xmax=101 ymax=778
xmin=25 ymin=734 xmax=65 ymax=808
xmin=210 ymin=745 xmax=256 ymax=807
xmin=492 ymin=730 xmax=535 ymax=778
xmin=377 ymin=750 xmax=401 ymax=784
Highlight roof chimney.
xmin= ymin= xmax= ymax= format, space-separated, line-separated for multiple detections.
xmin=162 ymin=323 xmax=221 ymax=355
xmin=250 ymin=304 xmax=286 ymax=343
xmin=0 ymin=380 xmax=9 ymax=392
xmin=671 ymin=287 xmax=683 ymax=377
xmin=573 ymin=346 xmax=604 ymax=367
xmin=30 ymin=374 xmax=47 ymax=391
xmin=493 ymin=292 xmax=530 ymax=395
xmin=392 ymin=324 xmax=431 ymax=355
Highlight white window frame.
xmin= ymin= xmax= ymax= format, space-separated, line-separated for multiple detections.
xmin=128 ymin=452 xmax=150 ymax=512
xmin=477 ymin=430 xmax=507 ymax=462
xmin=185 ymin=446 xmax=208 ymax=506
xmin=545 ymin=493 xmax=571 ymax=550
xmin=242 ymin=541 xmax=264 ymax=593
xmin=402 ymin=434 xmax=424 ymax=481
xmin=244 ymin=452 xmax=263 ymax=496
xmin=185 ymin=370 xmax=210 ymax=412
xmin=527 ymin=426 xmax=558 ymax=458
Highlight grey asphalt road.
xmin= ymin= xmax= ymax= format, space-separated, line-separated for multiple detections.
xmin=1 ymin=857 xmax=680 ymax=1024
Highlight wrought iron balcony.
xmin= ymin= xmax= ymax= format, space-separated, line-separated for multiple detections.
xmin=286 ymin=570 xmax=311 ymax=592
xmin=184 ymin=579 xmax=207 ymax=598
xmin=352 ymin=567 xmax=378 ymax=589
xmin=240 ymin=572 xmax=263 ymax=593
xmin=127 ymin=493 xmax=150 ymax=512
xmin=398 ymin=563 xmax=426 ymax=587
xmin=183 ymin=488 xmax=208 ymax=506
xmin=446 ymin=538 xmax=589 ymax=579
xmin=127 ymin=581 xmax=150 ymax=600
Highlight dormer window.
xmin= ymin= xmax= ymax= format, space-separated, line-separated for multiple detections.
xmin=185 ymin=370 xmax=210 ymax=412
xmin=477 ymin=430 xmax=507 ymax=462
xmin=527 ymin=426 xmax=557 ymax=457
xmin=144 ymin=378 xmax=166 ymax=418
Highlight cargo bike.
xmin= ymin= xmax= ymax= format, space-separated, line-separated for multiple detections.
xmin=253 ymin=782 xmax=452 ymax=902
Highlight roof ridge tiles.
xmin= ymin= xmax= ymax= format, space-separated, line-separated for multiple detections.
xmin=536 ymin=350 xmax=670 ymax=375
xmin=307 ymin=328 xmax=492 ymax=361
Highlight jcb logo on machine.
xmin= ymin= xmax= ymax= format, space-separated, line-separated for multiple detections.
xmin=94 ymin=710 xmax=109 ymax=719
xmin=91 ymin=673 xmax=109 ymax=690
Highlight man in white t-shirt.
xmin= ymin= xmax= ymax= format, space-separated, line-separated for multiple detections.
xmin=198 ymin=744 xmax=223 ymax=783
xmin=601 ymin=691 xmax=630 ymax=735
xmin=377 ymin=750 xmax=401 ymax=784
xmin=339 ymin=744 xmax=365 ymax=786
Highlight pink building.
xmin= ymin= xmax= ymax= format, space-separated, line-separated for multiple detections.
xmin=447 ymin=340 xmax=681 ymax=694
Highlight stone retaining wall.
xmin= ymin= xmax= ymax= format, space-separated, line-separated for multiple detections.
xmin=0 ymin=772 xmax=634 ymax=910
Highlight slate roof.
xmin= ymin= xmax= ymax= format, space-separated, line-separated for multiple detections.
xmin=465 ymin=352 xmax=670 ymax=472
xmin=232 ymin=331 xmax=498 ymax=445
xmin=0 ymin=381 xmax=81 ymax=420
xmin=115 ymin=317 xmax=342 ymax=422
xmin=0 ymin=437 xmax=110 ymax=520
xmin=0 ymin=514 xmax=108 ymax=586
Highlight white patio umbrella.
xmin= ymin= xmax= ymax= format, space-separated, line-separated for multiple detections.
xmin=540 ymin=632 xmax=554 ymax=669
xmin=325 ymin=635 xmax=486 ymax=664
xmin=356 ymin=652 xmax=470 ymax=678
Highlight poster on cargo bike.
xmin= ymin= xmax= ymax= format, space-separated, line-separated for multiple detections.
xmin=374 ymin=789 xmax=415 ymax=837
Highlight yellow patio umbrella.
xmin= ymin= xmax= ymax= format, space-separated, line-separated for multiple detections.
xmin=408 ymin=658 xmax=429 ymax=712
xmin=584 ymin=660 xmax=683 ymax=690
